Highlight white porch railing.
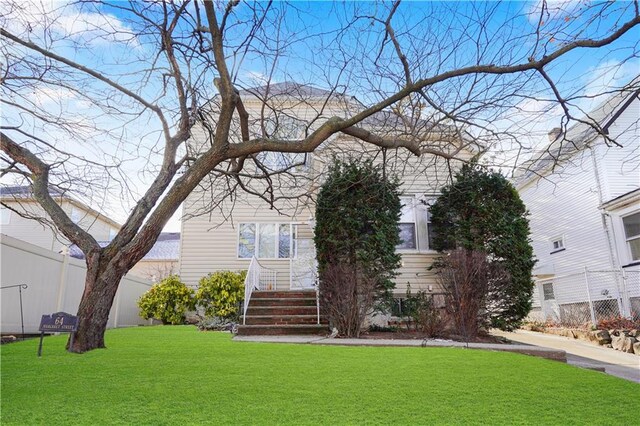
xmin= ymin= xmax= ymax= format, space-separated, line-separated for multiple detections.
xmin=242 ymin=256 xmax=278 ymax=325
xmin=315 ymin=277 xmax=320 ymax=325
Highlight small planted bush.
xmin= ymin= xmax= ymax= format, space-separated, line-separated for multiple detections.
xmin=138 ymin=275 xmax=195 ymax=325
xmin=404 ymin=287 xmax=446 ymax=337
xmin=196 ymin=317 xmax=237 ymax=332
xmin=195 ymin=270 xmax=247 ymax=320
xmin=597 ymin=316 xmax=640 ymax=331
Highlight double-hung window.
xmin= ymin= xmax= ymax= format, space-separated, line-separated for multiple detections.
xmin=550 ymin=236 xmax=565 ymax=253
xmin=256 ymin=115 xmax=308 ymax=171
xmin=238 ymin=223 xmax=294 ymax=259
xmin=397 ymin=196 xmax=417 ymax=250
xmin=542 ymin=282 xmax=555 ymax=300
xmin=622 ymin=212 xmax=640 ymax=262
xmin=396 ymin=194 xmax=435 ymax=252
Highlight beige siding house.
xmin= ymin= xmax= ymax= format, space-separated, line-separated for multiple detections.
xmin=179 ymin=83 xmax=480 ymax=299
xmin=0 ymin=186 xmax=121 ymax=252
xmin=117 ymin=232 xmax=179 ymax=282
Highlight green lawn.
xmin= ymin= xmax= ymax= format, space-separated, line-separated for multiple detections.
xmin=1 ymin=326 xmax=637 ymax=425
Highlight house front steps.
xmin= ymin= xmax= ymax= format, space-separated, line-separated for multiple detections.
xmin=238 ymin=290 xmax=328 ymax=336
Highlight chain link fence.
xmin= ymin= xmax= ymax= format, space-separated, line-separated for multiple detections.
xmin=529 ymin=268 xmax=640 ymax=327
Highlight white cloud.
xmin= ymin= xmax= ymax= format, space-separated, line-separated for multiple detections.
xmin=245 ymin=71 xmax=271 ymax=85
xmin=572 ymin=59 xmax=639 ymax=114
xmin=28 ymin=86 xmax=77 ymax=107
xmin=0 ymin=0 xmax=138 ymax=48
xmin=56 ymin=11 xmax=138 ymax=47
xmin=527 ymin=0 xmax=588 ymax=23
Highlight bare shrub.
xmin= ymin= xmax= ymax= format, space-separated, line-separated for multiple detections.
xmin=319 ymin=263 xmax=377 ymax=338
xmin=436 ymin=249 xmax=510 ymax=339
xmin=404 ymin=287 xmax=447 ymax=337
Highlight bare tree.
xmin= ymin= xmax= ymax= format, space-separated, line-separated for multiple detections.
xmin=1 ymin=0 xmax=638 ymax=352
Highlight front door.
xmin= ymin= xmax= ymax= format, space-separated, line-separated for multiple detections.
xmin=290 ymin=237 xmax=317 ymax=289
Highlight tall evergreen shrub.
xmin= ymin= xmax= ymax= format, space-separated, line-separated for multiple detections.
xmin=430 ymin=163 xmax=535 ymax=331
xmin=314 ymin=159 xmax=402 ymax=336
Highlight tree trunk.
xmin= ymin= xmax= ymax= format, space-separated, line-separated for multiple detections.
xmin=68 ymin=258 xmax=124 ymax=353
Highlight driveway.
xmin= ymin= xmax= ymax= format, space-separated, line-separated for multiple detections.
xmin=492 ymin=329 xmax=640 ymax=383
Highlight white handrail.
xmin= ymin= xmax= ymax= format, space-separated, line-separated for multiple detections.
xmin=315 ymin=277 xmax=320 ymax=325
xmin=242 ymin=256 xmax=278 ymax=325
xmin=243 ymin=257 xmax=259 ymax=325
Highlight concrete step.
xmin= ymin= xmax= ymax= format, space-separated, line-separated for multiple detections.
xmin=236 ymin=324 xmax=329 ymax=336
xmin=249 ymin=297 xmax=316 ymax=307
xmin=243 ymin=315 xmax=328 ymax=326
xmin=252 ymin=290 xmax=316 ymax=299
xmin=246 ymin=306 xmax=318 ymax=316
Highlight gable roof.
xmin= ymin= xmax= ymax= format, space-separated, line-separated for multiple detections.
xmin=67 ymin=232 xmax=180 ymax=261
xmin=0 ymin=185 xmax=65 ymax=198
xmin=515 ymin=84 xmax=640 ymax=186
xmin=238 ymin=81 xmax=342 ymax=99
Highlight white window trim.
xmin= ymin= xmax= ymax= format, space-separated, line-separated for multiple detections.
xmin=237 ymin=222 xmax=295 ymax=260
xmin=397 ymin=194 xmax=437 ymax=254
xmin=550 ymin=235 xmax=565 ymax=254
xmin=542 ymin=282 xmax=555 ymax=301
xmin=607 ymin=203 xmax=640 ymax=267
xmin=621 ymin=210 xmax=640 ymax=263
xmin=397 ymin=195 xmax=418 ymax=252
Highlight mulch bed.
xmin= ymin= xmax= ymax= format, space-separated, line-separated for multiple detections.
xmin=358 ymin=330 xmax=509 ymax=344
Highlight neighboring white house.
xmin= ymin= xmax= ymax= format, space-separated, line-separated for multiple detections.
xmin=179 ymin=82 xmax=482 ymax=299
xmin=0 ymin=185 xmax=121 ymax=252
xmin=516 ymin=88 xmax=640 ymax=325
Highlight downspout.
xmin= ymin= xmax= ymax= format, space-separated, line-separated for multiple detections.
xmin=589 ymin=144 xmax=629 ymax=316
xmin=588 ymin=145 xmax=620 ymax=270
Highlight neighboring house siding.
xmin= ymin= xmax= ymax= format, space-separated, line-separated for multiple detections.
xmin=0 ymin=199 xmax=118 ymax=251
xmin=519 ymin=95 xmax=639 ymax=279
xmin=129 ymin=260 xmax=179 ymax=282
xmin=519 ymin=147 xmax=614 ymax=277
xmin=596 ymin=97 xmax=640 ymax=203
xmin=1 ymin=201 xmax=61 ymax=251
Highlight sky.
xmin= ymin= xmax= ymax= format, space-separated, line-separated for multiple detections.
xmin=1 ymin=0 xmax=638 ymax=233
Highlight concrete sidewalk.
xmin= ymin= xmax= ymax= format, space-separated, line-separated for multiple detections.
xmin=233 ymin=335 xmax=566 ymax=362
xmin=491 ymin=330 xmax=640 ymax=383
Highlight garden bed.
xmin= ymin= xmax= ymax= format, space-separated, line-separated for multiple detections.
xmin=361 ymin=329 xmax=508 ymax=344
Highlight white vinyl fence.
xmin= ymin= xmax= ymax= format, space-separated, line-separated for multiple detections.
xmin=529 ymin=267 xmax=640 ymax=327
xmin=1 ymin=234 xmax=152 ymax=334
